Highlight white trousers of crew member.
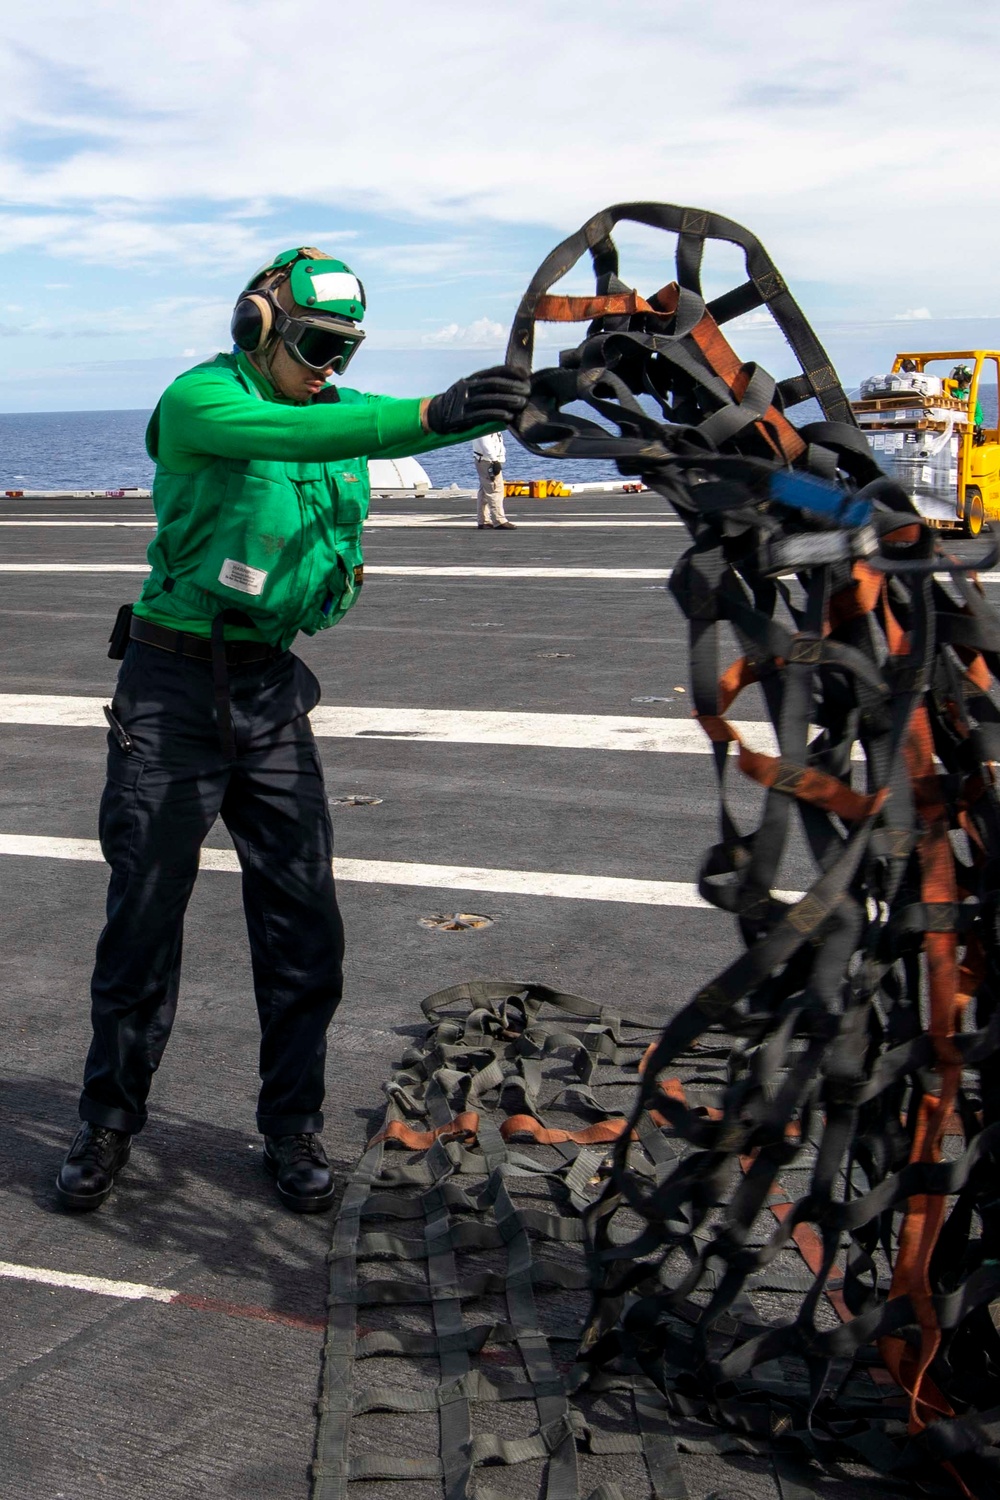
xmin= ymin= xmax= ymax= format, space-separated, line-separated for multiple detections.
xmin=475 ymin=456 xmax=509 ymax=526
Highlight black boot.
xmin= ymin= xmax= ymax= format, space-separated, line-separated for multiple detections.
xmin=263 ymin=1133 xmax=335 ymax=1213
xmin=56 ymin=1122 xmax=132 ymax=1210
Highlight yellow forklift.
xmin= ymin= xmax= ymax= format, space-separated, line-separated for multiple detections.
xmin=851 ymin=350 xmax=1000 ymax=534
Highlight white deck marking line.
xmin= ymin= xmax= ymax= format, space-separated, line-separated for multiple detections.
xmin=0 ymin=521 xmax=156 ymax=528
xmin=0 ymin=833 xmax=802 ymax=907
xmin=373 ymin=513 xmax=454 ymax=522
xmin=0 ymin=564 xmax=671 ymax=581
xmin=2 ymin=562 xmax=999 ymax=586
xmin=365 ymin=518 xmax=682 ymax=528
xmin=486 ymin=511 xmax=663 ymax=517
xmin=368 ymin=566 xmax=670 ymax=579
xmin=2 ymin=559 xmax=999 ymax=589
xmin=0 ymin=695 xmax=777 ymax=753
xmin=0 ymin=1258 xmax=325 ymax=1330
xmin=0 ymin=695 xmax=876 ymax=760
xmin=0 ymin=1259 xmax=173 ymax=1302
xmin=0 ymin=509 xmax=663 ymax=520
xmin=0 ymin=513 xmax=154 ymax=519
xmin=0 ymin=564 xmax=672 ymax=580
xmin=0 ymin=563 xmax=152 ymax=572
xmin=0 ymin=517 xmax=681 ymax=531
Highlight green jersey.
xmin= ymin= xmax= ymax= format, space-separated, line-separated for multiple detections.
xmin=134 ymin=351 xmax=470 ymax=646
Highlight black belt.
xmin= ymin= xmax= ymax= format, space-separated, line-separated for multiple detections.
xmin=129 ymin=615 xmax=281 ymax=666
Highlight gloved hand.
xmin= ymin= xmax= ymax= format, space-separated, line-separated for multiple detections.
xmin=489 ymin=460 xmax=503 ymax=478
xmin=426 ymin=365 xmax=530 ymax=436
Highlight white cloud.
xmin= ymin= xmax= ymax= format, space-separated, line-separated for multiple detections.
xmin=422 ymin=317 xmax=505 ymax=347
xmin=0 ymin=210 xmax=265 ymax=268
xmin=894 ymin=307 xmax=933 ymax=321
xmin=359 ymin=240 xmax=496 ymax=290
xmin=0 ymin=0 xmax=994 ymax=388
xmin=0 ymin=0 xmax=992 ymax=307
xmin=0 ymin=293 xmax=231 ymax=343
xmin=728 ymin=309 xmax=779 ymax=331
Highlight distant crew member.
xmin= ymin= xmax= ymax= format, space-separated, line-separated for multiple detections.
xmin=55 ymin=247 xmax=529 ymax=1215
xmin=950 ymin=364 xmax=984 ymax=431
xmin=472 ymin=429 xmax=516 ymax=529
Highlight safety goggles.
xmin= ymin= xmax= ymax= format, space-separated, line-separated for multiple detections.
xmin=274 ymin=308 xmax=365 ymax=373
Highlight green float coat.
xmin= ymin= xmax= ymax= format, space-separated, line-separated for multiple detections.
xmin=135 ymin=351 xmax=470 ymax=647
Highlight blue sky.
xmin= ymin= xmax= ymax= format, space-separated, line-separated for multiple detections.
xmin=0 ymin=0 xmax=995 ymax=411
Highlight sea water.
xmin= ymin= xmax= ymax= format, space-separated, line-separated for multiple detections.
xmin=2 ymin=394 xmax=994 ymax=494
xmin=0 ymin=408 xmax=621 ymax=492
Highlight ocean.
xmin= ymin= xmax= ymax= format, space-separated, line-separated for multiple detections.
xmin=0 ymin=391 xmax=994 ymax=493
xmin=0 ymin=408 xmax=621 ymax=492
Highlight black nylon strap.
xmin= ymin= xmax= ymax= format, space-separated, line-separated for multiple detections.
xmin=505 ymin=200 xmax=871 ymax=480
xmin=310 ymin=202 xmax=1000 ymax=1500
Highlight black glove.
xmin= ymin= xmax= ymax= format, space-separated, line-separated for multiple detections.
xmin=426 ymin=365 xmax=530 ymax=436
xmin=489 ymin=460 xmax=503 ymax=478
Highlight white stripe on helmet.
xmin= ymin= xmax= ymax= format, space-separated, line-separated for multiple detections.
xmin=309 ymin=271 xmax=362 ymax=306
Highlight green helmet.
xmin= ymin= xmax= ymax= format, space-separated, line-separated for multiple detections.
xmin=243 ymin=247 xmax=366 ymax=323
xmin=233 ymin=247 xmax=366 ymax=374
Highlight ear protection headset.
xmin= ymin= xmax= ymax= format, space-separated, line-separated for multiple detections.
xmin=231 ymin=285 xmax=280 ymax=354
xmin=230 ymin=247 xmax=308 ymax=355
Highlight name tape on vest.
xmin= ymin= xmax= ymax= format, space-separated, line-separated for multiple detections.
xmin=219 ymin=558 xmax=267 ymax=596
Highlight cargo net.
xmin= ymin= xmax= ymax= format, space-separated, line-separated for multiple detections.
xmin=312 ymin=205 xmax=1000 ymax=1500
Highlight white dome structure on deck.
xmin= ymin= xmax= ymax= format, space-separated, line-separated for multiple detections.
xmin=367 ymin=455 xmax=431 ymax=495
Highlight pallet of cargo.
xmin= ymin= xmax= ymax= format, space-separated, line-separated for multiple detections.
xmin=859 ymin=418 xmax=957 ymax=432
xmin=853 ymin=394 xmax=968 ymax=412
xmin=854 ymin=408 xmax=968 ymax=426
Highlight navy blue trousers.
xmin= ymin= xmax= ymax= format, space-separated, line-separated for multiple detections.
xmin=80 ymin=640 xmax=344 ymax=1137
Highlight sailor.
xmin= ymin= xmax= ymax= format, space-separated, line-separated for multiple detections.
xmin=55 ymin=247 xmax=530 ymax=1214
xmin=950 ymin=364 xmax=985 ymax=432
xmin=472 ymin=428 xmax=515 ymax=529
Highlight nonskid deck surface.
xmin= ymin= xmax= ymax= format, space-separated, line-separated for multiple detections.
xmin=1 ymin=487 xmax=989 ymax=1499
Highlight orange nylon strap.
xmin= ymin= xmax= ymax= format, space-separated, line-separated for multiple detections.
xmin=533 ymin=280 xmax=806 ymax=464
xmin=501 ymin=1113 xmax=631 ymax=1146
xmin=653 ymin=284 xmax=806 ymax=464
xmin=955 ymin=645 xmax=993 ymax=694
xmin=828 ymin=561 xmax=883 ymax=632
xmin=759 ymin=1188 xmax=853 ymax=1325
xmin=533 ymin=291 xmax=658 ymax=321
xmin=717 ymin=655 xmax=760 ymax=714
xmin=882 ymin=583 xmax=909 ymax=657
xmin=370 ymin=1110 xmax=479 ymax=1149
xmin=697 ymin=712 xmax=739 ymax=745
xmin=884 ymin=522 xmax=922 ymax=546
xmin=735 ymin=746 xmax=889 ymax=821
xmin=695 ymin=712 xmax=888 ymax=821
xmin=880 ymin=699 xmax=965 ymax=1435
